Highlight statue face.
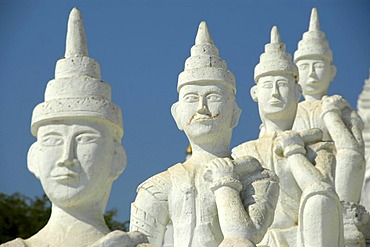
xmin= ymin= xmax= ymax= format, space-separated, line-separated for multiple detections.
xmin=173 ymin=83 xmax=237 ymax=143
xmin=255 ymin=74 xmax=298 ymax=121
xmin=296 ymin=57 xmax=332 ymax=97
xmin=30 ymin=119 xmax=117 ymax=208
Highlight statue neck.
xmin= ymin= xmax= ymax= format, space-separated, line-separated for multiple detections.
xmin=188 ymin=140 xmax=231 ymax=163
xmin=26 ymin=204 xmax=110 ymax=246
xmin=48 ymin=204 xmax=108 ymax=229
xmin=303 ymin=92 xmax=326 ymax=102
xmin=261 ymin=117 xmax=293 ymax=134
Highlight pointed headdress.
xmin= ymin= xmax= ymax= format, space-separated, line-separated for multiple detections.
xmin=31 ymin=8 xmax=123 ymax=138
xmin=294 ymin=8 xmax=333 ymax=62
xmin=254 ymin=26 xmax=298 ymax=83
xmin=177 ymin=21 xmax=236 ymax=94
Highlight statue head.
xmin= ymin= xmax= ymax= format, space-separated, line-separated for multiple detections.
xmin=171 ymin=21 xmax=241 ymax=146
xmin=251 ymin=26 xmax=301 ymax=129
xmin=294 ymin=8 xmax=336 ymax=99
xmin=27 ymin=8 xmax=126 ymax=210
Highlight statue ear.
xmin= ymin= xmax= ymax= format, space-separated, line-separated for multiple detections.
xmin=294 ymin=83 xmax=302 ymax=102
xmin=330 ymin=64 xmax=337 ymax=82
xmin=171 ymin=102 xmax=183 ymax=131
xmin=250 ymin=85 xmax=258 ymax=102
xmin=111 ymin=142 xmax=127 ymax=180
xmin=27 ymin=143 xmax=40 ymax=179
xmin=230 ymin=103 xmax=241 ymax=128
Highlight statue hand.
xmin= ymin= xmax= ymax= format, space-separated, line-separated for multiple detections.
xmin=204 ymin=158 xmax=242 ymax=193
xmin=321 ymin=94 xmax=348 ymax=118
xmin=90 ymin=230 xmax=150 ymax=247
xmin=274 ymin=130 xmax=306 ymax=157
xmin=204 ymin=157 xmax=236 ymax=181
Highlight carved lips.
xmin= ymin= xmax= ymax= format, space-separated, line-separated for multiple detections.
xmin=186 ymin=113 xmax=220 ymax=126
xmin=51 ymin=168 xmax=78 ymax=182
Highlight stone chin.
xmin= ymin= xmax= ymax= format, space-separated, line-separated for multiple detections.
xmin=41 ymin=174 xmax=112 ymax=208
xmin=259 ymin=103 xmax=289 ymax=119
xmin=300 ymin=82 xmax=327 ymax=97
xmin=184 ymin=117 xmax=231 ymax=144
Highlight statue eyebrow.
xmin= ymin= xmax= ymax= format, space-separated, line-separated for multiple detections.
xmin=74 ymin=129 xmax=101 ymax=136
xmin=39 ymin=131 xmax=62 ymax=137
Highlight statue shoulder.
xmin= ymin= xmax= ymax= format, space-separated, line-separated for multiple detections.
xmin=231 ymin=140 xmax=259 ymax=160
xmin=137 ymin=170 xmax=172 ymax=202
xmin=0 ymin=238 xmax=26 ymax=247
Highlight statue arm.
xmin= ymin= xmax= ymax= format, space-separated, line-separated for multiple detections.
xmin=287 ymin=153 xmax=329 ymax=190
xmin=322 ymin=99 xmax=364 ymax=151
xmin=207 ymin=157 xmax=279 ymax=245
xmin=321 ymin=95 xmax=366 ymax=202
xmin=275 ymin=130 xmax=330 ymax=191
xmin=130 ymin=176 xmax=170 ymax=247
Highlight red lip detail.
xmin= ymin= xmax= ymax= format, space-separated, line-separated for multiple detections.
xmin=186 ymin=114 xmax=219 ymax=125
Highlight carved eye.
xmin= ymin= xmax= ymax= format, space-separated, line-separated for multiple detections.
xmin=277 ymin=81 xmax=288 ymax=87
xmin=206 ymin=94 xmax=222 ymax=102
xmin=183 ymin=94 xmax=199 ymax=103
xmin=261 ymin=81 xmax=273 ymax=88
xmin=299 ymin=64 xmax=308 ymax=70
xmin=75 ymin=134 xmax=99 ymax=144
xmin=314 ymin=63 xmax=325 ymax=69
xmin=40 ymin=136 xmax=63 ymax=146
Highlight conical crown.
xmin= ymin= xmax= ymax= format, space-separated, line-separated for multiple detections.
xmin=31 ymin=8 xmax=123 ymax=138
xmin=177 ymin=21 xmax=236 ymax=93
xmin=294 ymin=8 xmax=333 ymax=62
xmin=254 ymin=26 xmax=298 ymax=83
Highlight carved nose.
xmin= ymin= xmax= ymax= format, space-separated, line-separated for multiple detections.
xmin=272 ymin=83 xmax=279 ymax=97
xmin=196 ymin=98 xmax=211 ymax=115
xmin=309 ymin=65 xmax=316 ymax=77
xmin=59 ymin=140 xmax=76 ymax=166
xmin=197 ymin=105 xmax=210 ymax=114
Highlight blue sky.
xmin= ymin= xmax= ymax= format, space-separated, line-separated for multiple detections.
xmin=0 ymin=0 xmax=369 ymax=222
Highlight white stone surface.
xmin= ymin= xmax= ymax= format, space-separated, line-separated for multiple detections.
xmin=292 ymin=8 xmax=368 ymax=246
xmin=130 ymin=21 xmax=279 ymax=247
xmin=293 ymin=7 xmax=365 ymax=204
xmin=232 ymin=26 xmax=344 ymax=247
xmin=358 ymin=71 xmax=370 ymax=212
xmin=0 ymin=8 xmax=149 ymax=247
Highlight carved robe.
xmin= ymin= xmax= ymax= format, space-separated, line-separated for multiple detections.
xmin=131 ymin=161 xmax=279 ymax=247
xmin=232 ymin=134 xmax=343 ymax=247
xmin=131 ymin=163 xmax=223 ymax=247
xmin=293 ymin=100 xmax=331 ymax=141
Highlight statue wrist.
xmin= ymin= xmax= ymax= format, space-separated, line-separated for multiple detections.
xmin=284 ymin=144 xmax=306 ymax=157
xmin=211 ymin=176 xmax=242 ymax=193
xmin=322 ymin=108 xmax=341 ymax=120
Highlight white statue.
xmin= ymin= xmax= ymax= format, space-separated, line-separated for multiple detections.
xmin=130 ymin=21 xmax=279 ymax=247
xmin=292 ymin=8 xmax=365 ymax=204
xmin=292 ymin=8 xmax=368 ymax=246
xmin=358 ymin=70 xmax=370 ymax=211
xmin=232 ymin=26 xmax=344 ymax=247
xmin=0 ymin=8 xmax=149 ymax=247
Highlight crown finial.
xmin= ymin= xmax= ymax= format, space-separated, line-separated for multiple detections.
xmin=195 ymin=21 xmax=214 ymax=45
xmin=270 ymin=26 xmax=281 ymax=43
xmin=177 ymin=21 xmax=236 ymax=93
xmin=309 ymin=8 xmax=320 ymax=32
xmin=254 ymin=25 xmax=298 ymax=83
xmin=65 ymin=7 xmax=88 ymax=58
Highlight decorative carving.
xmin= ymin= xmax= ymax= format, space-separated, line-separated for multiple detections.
xmin=292 ymin=8 xmax=368 ymax=246
xmin=293 ymin=8 xmax=365 ymax=204
xmin=130 ymin=21 xmax=279 ymax=247
xmin=232 ymin=26 xmax=343 ymax=247
xmin=0 ymin=8 xmax=149 ymax=247
xmin=358 ymin=71 xmax=370 ymax=212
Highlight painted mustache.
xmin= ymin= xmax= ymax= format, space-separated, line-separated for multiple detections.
xmin=186 ymin=113 xmax=220 ymax=126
